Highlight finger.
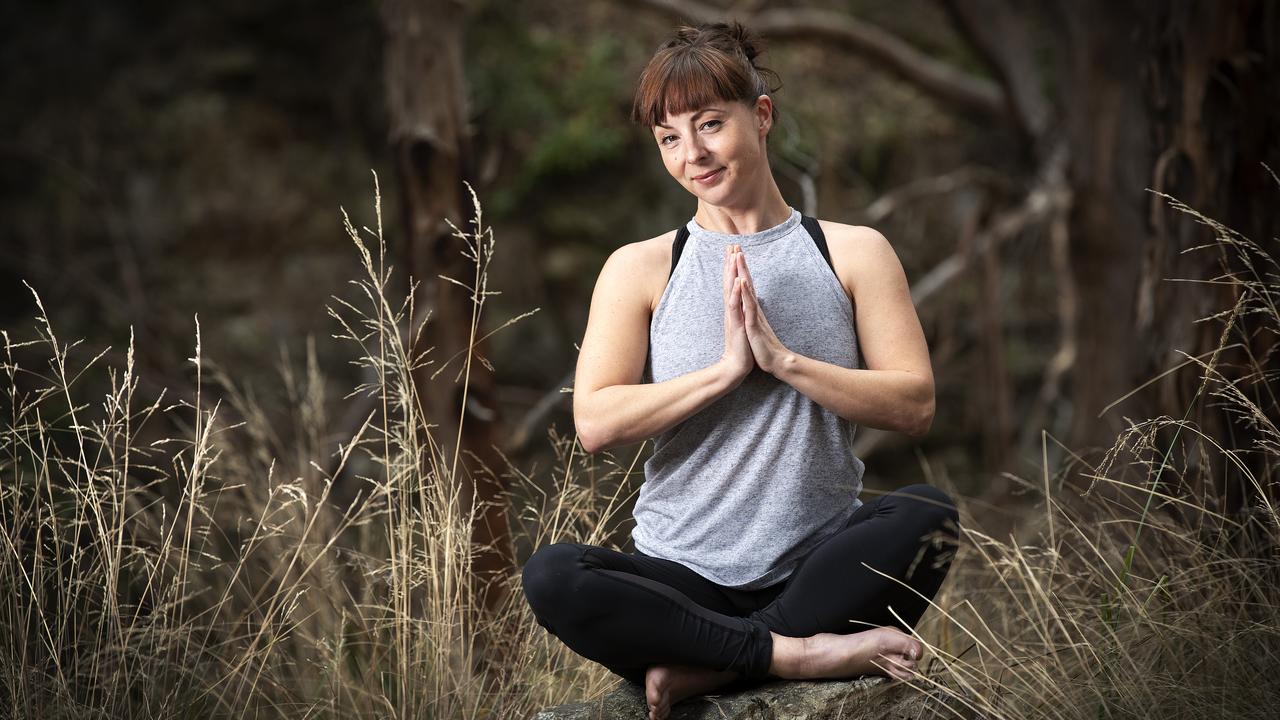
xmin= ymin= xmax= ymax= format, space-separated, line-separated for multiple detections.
xmin=724 ymin=246 xmax=740 ymax=291
xmin=741 ymin=278 xmax=760 ymax=326
xmin=735 ymin=254 xmax=757 ymax=298
xmin=726 ymin=268 xmax=743 ymax=315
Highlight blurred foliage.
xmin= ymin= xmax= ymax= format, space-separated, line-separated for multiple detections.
xmin=472 ymin=25 xmax=629 ymax=207
xmin=1 ymin=0 xmax=1066 ymax=499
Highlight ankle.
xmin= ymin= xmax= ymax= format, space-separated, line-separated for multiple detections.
xmin=768 ymin=632 xmax=808 ymax=679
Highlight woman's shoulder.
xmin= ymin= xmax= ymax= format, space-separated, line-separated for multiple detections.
xmin=609 ymin=229 xmax=679 ymax=272
xmin=810 ymin=218 xmax=891 ymax=247
xmin=634 ymin=227 xmax=681 ymax=253
xmin=598 ymin=230 xmax=679 ymax=315
xmin=807 ymin=219 xmax=901 ymax=300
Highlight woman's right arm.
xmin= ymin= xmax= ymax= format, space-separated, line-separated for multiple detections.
xmin=572 ymin=242 xmax=743 ymax=454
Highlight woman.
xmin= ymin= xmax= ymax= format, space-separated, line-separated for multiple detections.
xmin=521 ymin=21 xmax=960 ymax=720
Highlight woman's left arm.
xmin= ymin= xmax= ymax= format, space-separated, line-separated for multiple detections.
xmin=736 ymin=225 xmax=935 ymax=437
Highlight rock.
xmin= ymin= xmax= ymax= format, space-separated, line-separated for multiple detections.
xmin=532 ymin=675 xmax=973 ymax=720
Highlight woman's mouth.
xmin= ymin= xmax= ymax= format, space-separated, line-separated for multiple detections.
xmin=692 ymin=168 xmax=724 ymax=184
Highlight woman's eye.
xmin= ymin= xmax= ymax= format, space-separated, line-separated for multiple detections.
xmin=658 ymin=121 xmax=716 ymax=146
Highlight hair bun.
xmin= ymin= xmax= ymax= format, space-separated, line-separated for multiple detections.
xmin=728 ymin=20 xmax=763 ymax=63
xmin=667 ymin=20 xmax=765 ymax=64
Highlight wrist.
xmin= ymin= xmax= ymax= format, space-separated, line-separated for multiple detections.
xmin=772 ymin=352 xmax=801 ymax=381
xmin=714 ymin=357 xmax=744 ymax=391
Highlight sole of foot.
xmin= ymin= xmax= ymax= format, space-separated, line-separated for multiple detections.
xmin=644 ymin=664 xmax=739 ymax=720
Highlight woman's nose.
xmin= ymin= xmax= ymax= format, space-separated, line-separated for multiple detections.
xmin=684 ymin=135 xmax=708 ymax=164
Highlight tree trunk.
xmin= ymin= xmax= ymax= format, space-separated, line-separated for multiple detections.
xmin=1057 ymin=0 xmax=1279 ymax=505
xmin=381 ymin=0 xmax=514 ymax=647
xmin=1056 ymin=0 xmax=1154 ymax=456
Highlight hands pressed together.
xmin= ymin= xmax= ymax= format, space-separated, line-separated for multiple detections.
xmin=722 ymin=244 xmax=790 ymax=381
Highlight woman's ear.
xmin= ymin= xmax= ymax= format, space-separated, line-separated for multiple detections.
xmin=754 ymin=94 xmax=773 ymax=137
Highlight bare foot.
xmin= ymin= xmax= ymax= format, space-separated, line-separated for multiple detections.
xmin=800 ymin=627 xmax=923 ymax=682
xmin=644 ymin=664 xmax=739 ymax=720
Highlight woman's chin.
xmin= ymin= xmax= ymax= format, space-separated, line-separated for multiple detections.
xmin=688 ymin=184 xmax=734 ymax=205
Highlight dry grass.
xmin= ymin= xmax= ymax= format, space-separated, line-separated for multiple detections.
xmin=908 ymin=190 xmax=1280 ymax=719
xmin=1 ymin=178 xmax=1276 ymax=719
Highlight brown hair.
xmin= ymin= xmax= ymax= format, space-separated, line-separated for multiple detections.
xmin=631 ymin=21 xmax=782 ymax=129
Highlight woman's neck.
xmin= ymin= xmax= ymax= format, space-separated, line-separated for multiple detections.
xmin=693 ymin=173 xmax=792 ymax=235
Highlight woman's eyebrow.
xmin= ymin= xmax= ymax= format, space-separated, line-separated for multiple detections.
xmin=655 ymin=107 xmax=726 ymax=130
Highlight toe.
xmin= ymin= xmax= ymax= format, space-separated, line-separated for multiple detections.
xmin=884 ymin=631 xmax=924 ymax=661
xmin=877 ymin=653 xmax=916 ymax=681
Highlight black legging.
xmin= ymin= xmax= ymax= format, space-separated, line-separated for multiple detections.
xmin=521 ymin=483 xmax=960 ymax=688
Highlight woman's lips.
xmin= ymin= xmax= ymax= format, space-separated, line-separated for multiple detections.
xmin=692 ymin=168 xmax=724 ymax=184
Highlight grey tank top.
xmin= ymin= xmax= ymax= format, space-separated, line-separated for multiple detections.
xmin=633 ymin=208 xmax=866 ymax=590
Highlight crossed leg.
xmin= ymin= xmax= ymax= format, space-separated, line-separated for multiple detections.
xmin=521 ymin=484 xmax=960 ymax=719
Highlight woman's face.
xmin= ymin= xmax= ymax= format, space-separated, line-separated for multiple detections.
xmin=652 ymin=95 xmax=772 ymax=207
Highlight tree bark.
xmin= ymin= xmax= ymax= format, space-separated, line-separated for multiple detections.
xmin=1055 ymin=0 xmax=1155 ymax=457
xmin=1058 ymin=1 xmax=1278 ymax=504
xmin=381 ymin=0 xmax=514 ymax=640
xmin=1131 ymin=0 xmax=1279 ymax=507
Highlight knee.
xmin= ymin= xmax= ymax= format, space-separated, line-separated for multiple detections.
xmin=521 ymin=542 xmax=582 ymax=619
xmin=894 ymin=484 xmax=960 ymax=534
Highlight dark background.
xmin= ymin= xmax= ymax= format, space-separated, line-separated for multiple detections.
xmin=3 ymin=0 xmax=1277 ymax=547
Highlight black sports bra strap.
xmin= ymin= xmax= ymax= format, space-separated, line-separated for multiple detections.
xmin=669 ymin=224 xmax=691 ymax=280
xmin=667 ymin=215 xmax=836 ymax=279
xmin=801 ymin=215 xmax=836 ymax=275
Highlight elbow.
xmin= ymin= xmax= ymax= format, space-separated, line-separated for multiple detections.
xmin=580 ymin=432 xmax=609 ymax=455
xmin=573 ymin=402 xmax=609 ymax=454
xmin=575 ymin=416 xmax=601 ymax=454
xmin=905 ymin=385 xmax=935 ymax=438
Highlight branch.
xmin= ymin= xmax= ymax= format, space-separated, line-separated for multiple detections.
xmin=855 ymin=144 xmax=1070 ymax=459
xmin=504 ymin=369 xmax=575 ymax=454
xmin=941 ymin=0 xmax=1053 ymax=146
xmin=629 ymin=0 xmax=1010 ymax=123
xmin=911 ymin=143 xmax=1069 ymax=307
xmin=862 ymin=165 xmax=1014 ymax=223
xmin=1016 ymin=200 xmax=1076 ymax=453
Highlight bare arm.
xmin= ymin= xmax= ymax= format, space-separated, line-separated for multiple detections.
xmin=774 ymin=359 xmax=933 ymax=436
xmin=772 ymin=225 xmax=935 ymax=436
xmin=573 ymin=242 xmax=746 ymax=453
